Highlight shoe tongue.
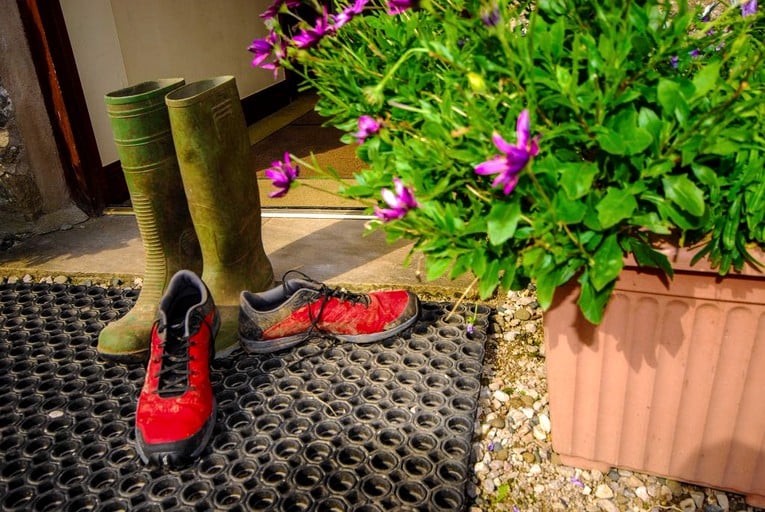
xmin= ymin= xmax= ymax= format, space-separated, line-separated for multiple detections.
xmin=284 ymin=278 xmax=321 ymax=295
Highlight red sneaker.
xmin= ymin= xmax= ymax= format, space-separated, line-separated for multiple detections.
xmin=239 ymin=271 xmax=420 ymax=353
xmin=135 ymin=270 xmax=220 ymax=466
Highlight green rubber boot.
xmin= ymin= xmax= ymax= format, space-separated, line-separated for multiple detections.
xmin=100 ymin=79 xmax=203 ymax=362
xmin=166 ymin=76 xmax=274 ymax=356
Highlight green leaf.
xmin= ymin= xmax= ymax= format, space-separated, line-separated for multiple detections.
xmin=590 ymin=234 xmax=624 ymax=291
xmin=657 ymin=78 xmax=690 ymax=124
xmin=535 ymin=268 xmax=560 ymax=310
xmin=553 ymin=192 xmax=587 ymax=224
xmin=487 ymin=200 xmax=522 ymax=246
xmin=692 ymin=60 xmax=721 ymax=99
xmin=626 ymin=238 xmax=674 ymax=276
xmin=478 ymin=259 xmax=500 ymax=299
xmin=596 ymin=187 xmax=638 ymax=228
xmin=559 ymin=161 xmax=598 ymax=199
xmin=577 ymin=270 xmax=616 ymax=325
xmin=426 ymin=256 xmax=452 ymax=281
xmin=596 ymin=128 xmax=626 ymax=155
xmin=609 ymin=106 xmax=654 ymax=154
xmin=663 ymin=174 xmax=705 ymax=217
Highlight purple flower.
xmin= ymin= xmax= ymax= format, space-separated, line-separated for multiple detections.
xmin=333 ymin=0 xmax=368 ymax=29
xmin=248 ymin=31 xmax=286 ymax=76
xmin=353 ymin=115 xmax=381 ymax=143
xmin=387 ymin=0 xmax=413 ymax=14
xmin=293 ymin=9 xmax=334 ymax=49
xmin=260 ymin=0 xmax=300 ymax=20
xmin=670 ymin=55 xmax=679 ymax=68
xmin=570 ymin=477 xmax=584 ymax=488
xmin=689 ymin=48 xmax=700 ymax=58
xmin=481 ymin=6 xmax=500 ymax=27
xmin=374 ymin=178 xmax=419 ymax=222
xmin=466 ymin=322 xmax=475 ymax=335
xmin=265 ymin=152 xmax=299 ymax=198
xmin=474 ymin=109 xmax=540 ymax=195
xmin=742 ymin=0 xmax=757 ymax=17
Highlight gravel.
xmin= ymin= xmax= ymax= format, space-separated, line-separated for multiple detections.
xmin=469 ymin=285 xmax=764 ymax=512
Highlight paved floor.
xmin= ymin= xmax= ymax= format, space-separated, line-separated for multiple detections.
xmin=0 ymin=210 xmax=473 ymax=297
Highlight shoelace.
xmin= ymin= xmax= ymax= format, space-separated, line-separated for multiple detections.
xmin=281 ymin=270 xmax=371 ymax=339
xmin=154 ymin=313 xmax=210 ymax=397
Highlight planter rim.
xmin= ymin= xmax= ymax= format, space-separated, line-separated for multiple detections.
xmin=624 ymin=242 xmax=764 ymax=277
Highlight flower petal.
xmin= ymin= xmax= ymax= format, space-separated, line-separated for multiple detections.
xmin=474 ymin=156 xmax=507 ymax=176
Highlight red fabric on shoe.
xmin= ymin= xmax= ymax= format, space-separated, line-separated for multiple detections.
xmin=136 ymin=308 xmax=217 ymax=445
xmin=262 ymin=289 xmax=411 ymax=340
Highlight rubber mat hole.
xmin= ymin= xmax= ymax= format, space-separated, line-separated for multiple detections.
xmin=433 ymin=488 xmax=463 ymax=510
xmin=277 ymin=376 xmax=303 ymax=393
xmin=181 ymin=481 xmax=211 ymax=504
xmin=378 ymin=428 xmax=405 ymax=448
xmin=347 ymin=423 xmax=374 ymax=444
xmin=316 ymin=498 xmax=346 ymax=512
xmin=438 ymin=460 xmax=467 ymax=483
xmin=353 ymin=404 xmax=380 ymax=422
xmin=455 ymin=376 xmax=480 ymax=392
xmin=425 ymin=374 xmax=450 ymax=390
xmin=430 ymin=356 xmax=454 ymax=371
xmin=294 ymin=397 xmax=322 ymax=416
xmin=461 ymin=342 xmax=484 ymax=358
xmin=284 ymin=417 xmax=311 ymax=436
xmin=247 ymin=489 xmax=279 ymax=510
xmin=326 ymin=401 xmax=351 ymax=416
xmin=436 ymin=327 xmax=461 ymax=339
xmin=409 ymin=432 xmax=438 ymax=452
xmin=303 ymin=440 xmax=332 ymax=462
xmin=33 ymin=490 xmax=66 ymax=512
xmin=1 ymin=459 xmax=28 ymax=479
xmin=384 ymin=408 xmax=410 ymax=426
xmin=199 ymin=454 xmax=227 ymax=477
xmin=283 ymin=492 xmax=312 ymax=511
xmin=243 ymin=435 xmax=270 ymax=456
xmin=23 ymin=436 xmax=53 ymax=457
xmin=148 ymin=476 xmax=179 ymax=498
xmin=332 ymin=382 xmax=357 ymax=398
xmin=274 ymin=437 xmax=301 ymax=458
xmin=213 ymin=485 xmax=244 ymax=508
xmin=118 ymin=473 xmax=150 ymax=496
xmin=314 ymin=420 xmax=343 ymax=440
xmin=225 ymin=410 xmax=252 ymax=430
xmin=229 ymin=460 xmax=257 ymax=481
xmin=340 ymin=366 xmax=364 ymax=381
xmin=403 ymin=455 xmax=432 ymax=477
xmin=212 ymin=432 xmax=242 ymax=452
xmin=81 ymin=441 xmax=108 ymax=461
xmin=260 ymin=462 xmax=290 ymax=484
xmin=237 ymin=391 xmax=265 ymax=409
xmin=255 ymin=413 xmax=281 ymax=432
xmin=87 ymin=467 xmax=118 ymax=491
xmin=458 ymin=359 xmax=483 ymax=375
xmin=397 ymin=481 xmax=429 ymax=504
xmin=327 ymin=470 xmax=356 ymax=493
xmin=368 ymin=368 xmax=393 ymax=383
xmin=370 ymin=451 xmax=398 ymax=472
xmin=293 ymin=466 xmax=323 ymax=487
xmin=361 ymin=475 xmax=392 ymax=498
xmin=446 ymin=416 xmax=472 ymax=434
xmin=338 ymin=445 xmax=365 ymax=467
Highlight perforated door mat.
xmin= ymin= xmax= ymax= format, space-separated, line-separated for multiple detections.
xmin=0 ymin=282 xmax=490 ymax=511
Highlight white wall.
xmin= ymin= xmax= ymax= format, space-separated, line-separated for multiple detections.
xmin=60 ymin=0 xmax=280 ymax=166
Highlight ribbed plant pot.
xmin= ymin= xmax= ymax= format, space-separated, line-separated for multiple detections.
xmin=543 ymin=245 xmax=765 ymax=507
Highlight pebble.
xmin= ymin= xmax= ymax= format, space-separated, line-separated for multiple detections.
xmin=53 ymin=275 xmax=68 ymax=284
xmin=514 ymin=308 xmax=531 ymax=320
xmin=493 ymin=390 xmax=510 ymax=403
xmin=680 ymin=497 xmax=698 ymax=512
xmin=595 ymin=484 xmax=614 ymax=499
xmin=597 ymin=499 xmax=620 ymax=512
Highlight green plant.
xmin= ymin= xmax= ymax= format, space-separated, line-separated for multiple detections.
xmin=252 ymin=0 xmax=764 ymax=323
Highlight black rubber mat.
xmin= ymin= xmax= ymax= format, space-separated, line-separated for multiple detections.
xmin=0 ymin=281 xmax=489 ymax=511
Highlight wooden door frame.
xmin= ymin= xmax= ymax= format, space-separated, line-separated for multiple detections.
xmin=17 ymin=0 xmax=120 ymax=216
xmin=17 ymin=1 xmax=302 ymax=216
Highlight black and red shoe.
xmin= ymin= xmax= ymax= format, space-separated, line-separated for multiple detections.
xmin=135 ymin=270 xmax=220 ymax=466
xmin=239 ymin=270 xmax=420 ymax=353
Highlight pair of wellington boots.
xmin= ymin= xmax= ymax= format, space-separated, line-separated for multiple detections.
xmin=99 ymin=76 xmax=273 ymax=363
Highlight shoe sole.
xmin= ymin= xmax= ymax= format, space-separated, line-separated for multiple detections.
xmin=240 ymin=298 xmax=421 ymax=354
xmin=135 ymin=398 xmax=217 ymax=467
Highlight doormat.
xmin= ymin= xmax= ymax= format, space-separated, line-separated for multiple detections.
xmin=0 ymin=281 xmax=489 ymax=511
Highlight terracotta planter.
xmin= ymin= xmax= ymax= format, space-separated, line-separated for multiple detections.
xmin=544 ymin=245 xmax=765 ymax=506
